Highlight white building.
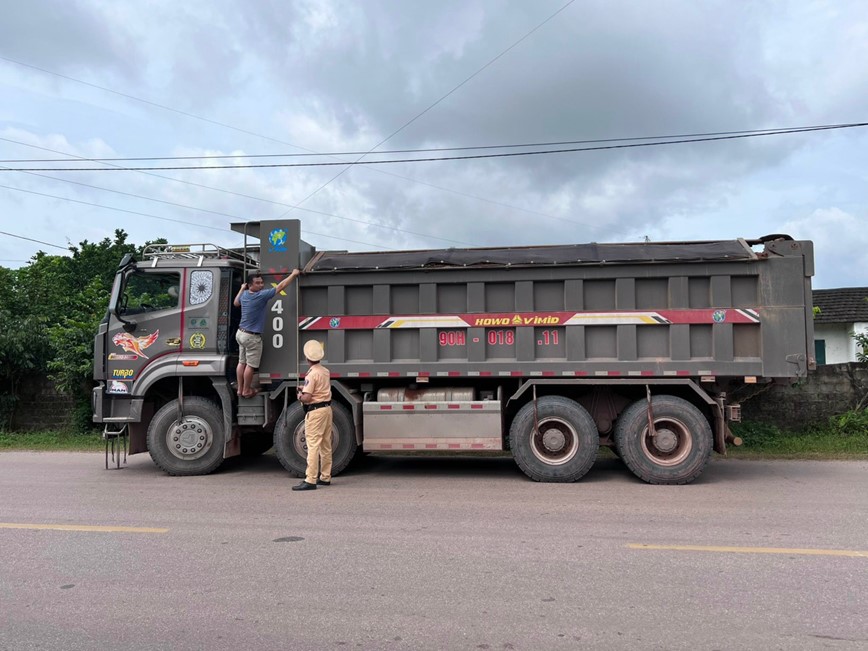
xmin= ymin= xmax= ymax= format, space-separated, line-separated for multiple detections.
xmin=812 ymin=288 xmax=868 ymax=364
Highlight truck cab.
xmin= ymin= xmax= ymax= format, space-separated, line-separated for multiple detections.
xmin=93 ymin=243 xmax=249 ymax=472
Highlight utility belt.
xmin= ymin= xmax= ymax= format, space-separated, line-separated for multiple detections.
xmin=303 ymin=401 xmax=331 ymax=414
xmin=238 ymin=327 xmax=260 ymax=336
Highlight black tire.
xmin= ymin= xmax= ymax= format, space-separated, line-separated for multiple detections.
xmin=614 ymin=395 xmax=712 ymax=485
xmin=509 ymin=396 xmax=598 ymax=482
xmin=273 ymin=401 xmax=357 ymax=478
xmin=147 ymin=397 xmax=226 ymax=476
xmin=240 ymin=431 xmax=274 ymax=457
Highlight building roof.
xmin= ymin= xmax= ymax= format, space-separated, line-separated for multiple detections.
xmin=813 ymin=287 xmax=868 ymax=324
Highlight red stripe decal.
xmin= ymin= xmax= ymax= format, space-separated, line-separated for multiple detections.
xmin=542 ymin=371 xmax=555 ymax=376
xmin=448 ymin=404 xmax=460 ymax=409
xmin=425 ymin=405 xmax=437 ymax=410
xmin=448 ymin=371 xmax=460 ymax=376
xmin=418 ymin=371 xmax=430 ymax=377
xmin=471 ymin=444 xmax=484 ymax=449
xmin=510 ymin=371 xmax=523 ymax=376
xmin=676 ymin=370 xmax=691 ymax=376
xmin=448 ymin=443 xmax=461 ymax=449
xmin=380 ymin=405 xmax=393 ymax=411
xmin=388 ymin=372 xmax=400 ymax=377
xmin=471 ymin=404 xmax=483 ymax=410
xmin=425 ymin=444 xmax=437 ymax=449
xmin=402 ymin=405 xmax=414 ymax=410
xmin=607 ymin=371 xmax=621 ymax=376
xmin=297 ymin=308 xmax=761 ymax=330
xmin=641 ymin=370 xmax=654 ymax=376
xmin=402 ymin=444 xmax=414 ymax=449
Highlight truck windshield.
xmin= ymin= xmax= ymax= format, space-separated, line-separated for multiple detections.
xmin=119 ymin=270 xmax=181 ymax=314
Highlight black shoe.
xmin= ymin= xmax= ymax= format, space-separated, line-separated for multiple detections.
xmin=292 ymin=481 xmax=316 ymax=491
xmin=316 ymin=479 xmax=331 ymax=486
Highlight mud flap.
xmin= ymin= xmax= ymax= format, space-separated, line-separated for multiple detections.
xmin=212 ymin=378 xmax=240 ymax=458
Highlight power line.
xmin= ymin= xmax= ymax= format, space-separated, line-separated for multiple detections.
xmin=4 ymin=123 xmax=864 ymax=172
xmin=0 ymin=52 xmax=576 ymax=228
xmin=275 ymin=0 xmax=578 ymax=218
xmin=1 ymin=135 xmax=593 ymax=229
xmin=0 ymin=123 xmax=847 ymax=163
xmin=2 ymin=161 xmax=478 ymax=247
xmin=0 ymin=184 xmax=395 ymax=250
xmin=0 ymin=230 xmax=67 ymax=250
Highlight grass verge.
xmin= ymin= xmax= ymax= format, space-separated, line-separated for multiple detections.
xmin=727 ymin=412 xmax=868 ymax=459
xmin=0 ymin=430 xmax=103 ymax=451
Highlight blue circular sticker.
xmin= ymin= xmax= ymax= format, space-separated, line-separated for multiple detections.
xmin=712 ymin=310 xmax=726 ymax=323
xmin=329 ymin=317 xmax=341 ymax=328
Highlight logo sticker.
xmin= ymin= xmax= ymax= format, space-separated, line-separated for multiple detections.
xmin=268 ymin=228 xmax=288 ymax=252
xmin=112 ymin=369 xmax=135 ymax=378
xmin=112 ymin=330 xmax=159 ymax=359
xmin=712 ymin=310 xmax=727 ymax=323
xmin=329 ymin=317 xmax=341 ymax=328
xmin=189 ymin=317 xmax=208 ymax=328
xmin=107 ymin=381 xmax=130 ymax=395
xmin=189 ymin=332 xmax=206 ymax=349
xmin=108 ymin=353 xmax=138 ymax=361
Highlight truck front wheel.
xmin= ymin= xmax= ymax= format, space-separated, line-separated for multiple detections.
xmin=273 ymin=402 xmax=357 ymax=478
xmin=614 ymin=395 xmax=712 ymax=485
xmin=509 ymin=396 xmax=598 ymax=482
xmin=147 ymin=397 xmax=226 ymax=476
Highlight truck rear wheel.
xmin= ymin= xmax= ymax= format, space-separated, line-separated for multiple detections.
xmin=509 ymin=396 xmax=598 ymax=482
xmin=614 ymin=395 xmax=712 ymax=485
xmin=273 ymin=401 xmax=357 ymax=478
xmin=147 ymin=397 xmax=226 ymax=476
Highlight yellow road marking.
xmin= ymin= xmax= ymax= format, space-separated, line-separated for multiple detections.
xmin=628 ymin=543 xmax=868 ymax=558
xmin=0 ymin=522 xmax=168 ymax=534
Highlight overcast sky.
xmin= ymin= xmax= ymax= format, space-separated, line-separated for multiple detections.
xmin=1 ymin=0 xmax=866 ymax=288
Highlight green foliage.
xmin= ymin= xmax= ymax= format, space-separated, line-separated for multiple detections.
xmin=47 ymin=276 xmax=110 ymax=395
xmin=853 ymin=331 xmax=868 ymax=363
xmin=0 ymin=265 xmax=53 ymax=426
xmin=0 ymin=230 xmax=138 ymax=429
xmin=730 ymin=410 xmax=868 ymax=457
xmin=825 ymin=408 xmax=868 ymax=436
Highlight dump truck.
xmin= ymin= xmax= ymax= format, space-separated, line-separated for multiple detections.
xmin=92 ymin=220 xmax=815 ymax=484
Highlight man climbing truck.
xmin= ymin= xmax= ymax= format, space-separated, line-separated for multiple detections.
xmin=93 ymin=220 xmax=815 ymax=484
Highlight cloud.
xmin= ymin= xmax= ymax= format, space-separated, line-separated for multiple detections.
xmin=1 ymin=0 xmax=868 ymax=288
xmin=782 ymin=207 xmax=868 ymax=289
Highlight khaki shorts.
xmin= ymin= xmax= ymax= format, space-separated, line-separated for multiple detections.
xmin=236 ymin=329 xmax=263 ymax=368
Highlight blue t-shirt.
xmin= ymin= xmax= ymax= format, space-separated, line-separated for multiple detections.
xmin=239 ymin=287 xmax=277 ymax=333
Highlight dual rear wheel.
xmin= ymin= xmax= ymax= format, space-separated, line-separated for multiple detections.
xmin=509 ymin=394 xmax=712 ymax=484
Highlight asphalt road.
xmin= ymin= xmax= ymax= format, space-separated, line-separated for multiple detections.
xmin=1 ymin=451 xmax=867 ymax=651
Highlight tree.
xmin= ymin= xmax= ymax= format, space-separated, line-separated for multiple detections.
xmin=0 ymin=267 xmax=52 ymax=428
xmin=1 ymin=230 xmax=139 ymax=430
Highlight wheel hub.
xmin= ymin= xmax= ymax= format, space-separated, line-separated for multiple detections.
xmin=542 ymin=428 xmax=567 ymax=452
xmin=531 ymin=417 xmax=579 ymax=466
xmin=167 ymin=416 xmax=212 ymax=460
xmin=653 ymin=428 xmax=678 ymax=453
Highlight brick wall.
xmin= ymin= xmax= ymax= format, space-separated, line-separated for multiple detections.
xmin=740 ymin=362 xmax=868 ymax=429
xmin=10 ymin=374 xmax=77 ymax=431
